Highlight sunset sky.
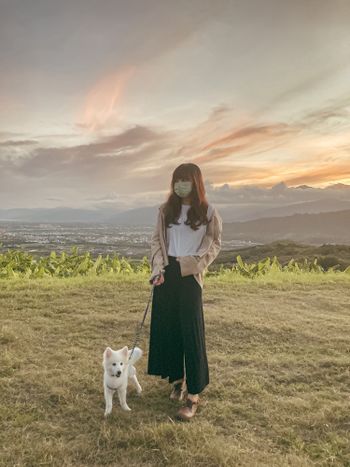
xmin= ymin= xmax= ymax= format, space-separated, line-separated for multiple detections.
xmin=1 ymin=0 xmax=350 ymax=210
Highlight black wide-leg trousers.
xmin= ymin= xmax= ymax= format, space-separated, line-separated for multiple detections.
xmin=147 ymin=255 xmax=209 ymax=394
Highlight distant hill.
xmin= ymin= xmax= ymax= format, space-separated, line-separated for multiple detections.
xmin=104 ymin=206 xmax=157 ymax=225
xmin=245 ymin=198 xmax=350 ymax=220
xmin=222 ymin=209 xmax=350 ymax=245
xmin=0 ymin=207 xmax=113 ymax=223
xmin=0 ymin=206 xmax=158 ymax=225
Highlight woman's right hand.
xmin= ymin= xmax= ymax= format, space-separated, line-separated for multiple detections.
xmin=152 ymin=272 xmax=164 ymax=286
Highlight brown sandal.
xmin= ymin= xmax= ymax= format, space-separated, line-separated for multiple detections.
xmin=176 ymin=397 xmax=200 ymax=421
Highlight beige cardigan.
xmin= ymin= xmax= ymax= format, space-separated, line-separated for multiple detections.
xmin=149 ymin=202 xmax=223 ymax=289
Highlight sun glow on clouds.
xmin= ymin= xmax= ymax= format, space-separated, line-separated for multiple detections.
xmin=172 ymin=103 xmax=350 ymax=188
xmin=76 ymin=66 xmax=136 ymax=133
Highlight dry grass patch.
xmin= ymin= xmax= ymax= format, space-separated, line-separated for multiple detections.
xmin=1 ymin=273 xmax=349 ymax=466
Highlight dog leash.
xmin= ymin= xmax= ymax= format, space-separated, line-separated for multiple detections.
xmin=128 ymin=280 xmax=157 ymax=362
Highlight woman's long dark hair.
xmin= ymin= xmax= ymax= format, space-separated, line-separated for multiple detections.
xmin=163 ymin=163 xmax=210 ymax=231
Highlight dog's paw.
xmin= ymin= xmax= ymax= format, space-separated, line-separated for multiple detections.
xmin=121 ymin=405 xmax=132 ymax=411
xmin=104 ymin=410 xmax=112 ymax=417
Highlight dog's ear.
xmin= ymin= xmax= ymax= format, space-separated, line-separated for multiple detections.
xmin=122 ymin=346 xmax=128 ymax=359
xmin=104 ymin=347 xmax=113 ymax=359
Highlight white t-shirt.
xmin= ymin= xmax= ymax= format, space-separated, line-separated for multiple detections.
xmin=166 ymin=204 xmax=213 ymax=256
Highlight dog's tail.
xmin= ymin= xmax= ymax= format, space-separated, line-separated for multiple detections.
xmin=128 ymin=346 xmax=143 ymax=365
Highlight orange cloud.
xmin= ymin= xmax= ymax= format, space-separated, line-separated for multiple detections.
xmin=173 ymin=103 xmax=350 ymax=187
xmin=201 ymin=122 xmax=295 ymax=151
xmin=76 ymin=65 xmax=136 ymax=132
xmin=221 ymin=149 xmax=350 ymax=187
xmin=283 ymin=161 xmax=350 ymax=186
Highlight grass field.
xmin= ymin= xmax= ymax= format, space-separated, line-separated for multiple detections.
xmin=1 ymin=271 xmax=350 ymax=466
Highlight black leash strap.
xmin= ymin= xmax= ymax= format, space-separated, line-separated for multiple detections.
xmin=128 ymin=282 xmax=156 ymax=362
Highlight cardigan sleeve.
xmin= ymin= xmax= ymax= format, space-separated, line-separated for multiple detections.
xmin=149 ymin=207 xmax=166 ymax=284
xmin=177 ymin=207 xmax=223 ymax=277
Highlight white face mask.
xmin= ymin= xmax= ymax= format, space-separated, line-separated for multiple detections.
xmin=174 ymin=180 xmax=192 ymax=198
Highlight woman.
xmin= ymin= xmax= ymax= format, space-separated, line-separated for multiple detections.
xmin=147 ymin=163 xmax=223 ymax=421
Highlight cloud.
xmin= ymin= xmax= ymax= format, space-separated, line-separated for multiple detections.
xmin=0 ymin=124 xmax=173 ymax=184
xmin=284 ymin=163 xmax=350 ymax=186
xmin=204 ymin=179 xmax=350 ymax=208
xmin=194 ymin=122 xmax=299 ymax=164
xmin=253 ymin=59 xmax=350 ymax=117
xmin=0 ymin=140 xmax=38 ymax=147
xmin=0 ymin=131 xmax=27 ymax=140
xmin=298 ymin=94 xmax=350 ymax=132
xmin=76 ymin=66 xmax=137 ymax=132
xmin=171 ymin=97 xmax=350 ymax=188
xmin=1 ymin=97 xmax=350 ymax=209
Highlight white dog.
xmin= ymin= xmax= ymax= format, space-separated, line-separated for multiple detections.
xmin=102 ymin=345 xmax=143 ymax=416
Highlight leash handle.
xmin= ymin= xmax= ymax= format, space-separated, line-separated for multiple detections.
xmin=148 ymin=271 xmax=163 ymax=285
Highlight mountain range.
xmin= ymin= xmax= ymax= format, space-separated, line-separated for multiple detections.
xmin=0 ymin=206 xmax=349 ymax=245
xmin=1 ymin=181 xmax=350 ymax=245
xmin=222 ymin=209 xmax=350 ymax=245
